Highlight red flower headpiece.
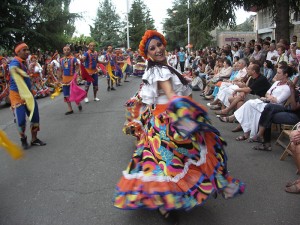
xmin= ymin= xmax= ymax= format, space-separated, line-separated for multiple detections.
xmin=139 ymin=30 xmax=167 ymax=59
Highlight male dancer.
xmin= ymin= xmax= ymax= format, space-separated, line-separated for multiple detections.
xmin=59 ymin=45 xmax=82 ymax=115
xmin=105 ymin=44 xmax=117 ymax=91
xmin=9 ymin=42 xmax=46 ymax=149
xmin=82 ymin=42 xmax=104 ymax=102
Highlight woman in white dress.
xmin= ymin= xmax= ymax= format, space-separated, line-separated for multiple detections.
xmin=219 ymin=65 xmax=293 ymax=140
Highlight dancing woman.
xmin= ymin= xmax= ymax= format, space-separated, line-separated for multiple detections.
xmin=113 ymin=30 xmax=244 ymax=224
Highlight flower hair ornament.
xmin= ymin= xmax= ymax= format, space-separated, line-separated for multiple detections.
xmin=139 ymin=30 xmax=167 ymax=60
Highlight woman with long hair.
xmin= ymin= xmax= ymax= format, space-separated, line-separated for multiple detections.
xmin=113 ymin=30 xmax=244 ymax=224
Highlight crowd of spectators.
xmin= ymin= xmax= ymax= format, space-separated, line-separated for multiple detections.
xmin=167 ymin=35 xmax=300 ymax=194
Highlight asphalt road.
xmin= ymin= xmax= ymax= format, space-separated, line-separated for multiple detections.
xmin=0 ymin=76 xmax=299 ymax=225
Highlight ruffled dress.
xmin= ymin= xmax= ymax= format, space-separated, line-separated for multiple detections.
xmin=113 ymin=66 xmax=244 ymax=211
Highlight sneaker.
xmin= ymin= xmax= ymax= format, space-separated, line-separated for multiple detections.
xmin=84 ymin=97 xmax=89 ymax=103
xmin=65 ymin=110 xmax=74 ymax=115
xmin=31 ymin=138 xmax=46 ymax=146
xmin=21 ymin=136 xmax=29 ymax=150
xmin=94 ymin=97 xmax=100 ymax=101
xmin=111 ymin=87 xmax=116 ymax=91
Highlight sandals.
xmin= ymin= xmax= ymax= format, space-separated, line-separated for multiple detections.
xmin=215 ymin=110 xmax=227 ymax=115
xmin=248 ymin=136 xmax=264 ymax=143
xmin=219 ymin=116 xmax=235 ymax=123
xmin=252 ymin=143 xmax=272 ymax=151
xmin=210 ymin=105 xmax=221 ymax=110
xmin=31 ymin=138 xmax=46 ymax=146
xmin=235 ymin=135 xmax=248 ymax=141
xmin=204 ymin=95 xmax=214 ymax=100
xmin=231 ymin=125 xmax=242 ymax=132
xmin=286 ymin=179 xmax=300 ymax=188
xmin=285 ymin=182 xmax=300 ymax=194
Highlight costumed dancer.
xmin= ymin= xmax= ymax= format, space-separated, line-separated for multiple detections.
xmin=115 ymin=49 xmax=125 ymax=86
xmin=82 ymin=42 xmax=104 ymax=103
xmin=105 ymin=44 xmax=118 ymax=91
xmin=113 ymin=31 xmax=245 ymax=224
xmin=9 ymin=42 xmax=46 ymax=149
xmin=59 ymin=45 xmax=84 ymax=115
xmin=124 ymin=48 xmax=133 ymax=82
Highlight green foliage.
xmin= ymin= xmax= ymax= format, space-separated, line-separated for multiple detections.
xmin=191 ymin=0 xmax=300 ymax=42
xmin=71 ymin=35 xmax=95 ymax=46
xmin=90 ymin=0 xmax=124 ymax=49
xmin=128 ymin=0 xmax=156 ymax=50
xmin=163 ymin=0 xmax=213 ymax=50
xmin=231 ymin=17 xmax=254 ymax=32
xmin=0 ymin=0 xmax=78 ymax=52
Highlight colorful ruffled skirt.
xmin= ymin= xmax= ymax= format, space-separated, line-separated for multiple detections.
xmin=114 ymin=96 xmax=244 ymax=211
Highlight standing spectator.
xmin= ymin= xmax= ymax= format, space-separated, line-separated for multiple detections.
xmin=178 ymin=47 xmax=185 ymax=72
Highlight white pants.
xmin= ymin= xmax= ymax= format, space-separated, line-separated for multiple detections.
xmin=234 ymin=99 xmax=267 ymax=138
xmin=217 ymin=84 xmax=239 ymax=107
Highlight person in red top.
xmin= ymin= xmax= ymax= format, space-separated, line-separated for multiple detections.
xmin=82 ymin=42 xmax=105 ymax=103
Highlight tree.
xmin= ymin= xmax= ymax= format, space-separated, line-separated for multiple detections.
xmin=192 ymin=0 xmax=300 ymax=42
xmin=163 ymin=0 xmax=213 ymax=50
xmin=90 ymin=0 xmax=124 ymax=49
xmin=231 ymin=17 xmax=254 ymax=32
xmin=128 ymin=0 xmax=156 ymax=50
xmin=0 ymin=0 xmax=78 ymax=52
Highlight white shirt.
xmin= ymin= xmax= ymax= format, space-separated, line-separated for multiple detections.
xmin=266 ymin=50 xmax=279 ymax=64
xmin=140 ymin=67 xmax=192 ymax=105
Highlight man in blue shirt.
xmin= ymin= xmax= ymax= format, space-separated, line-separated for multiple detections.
xmin=9 ymin=42 xmax=46 ymax=149
xmin=177 ymin=47 xmax=186 ymax=73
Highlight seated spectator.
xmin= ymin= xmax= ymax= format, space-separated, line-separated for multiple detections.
xmin=206 ymin=58 xmax=248 ymax=109
xmin=207 ymin=62 xmax=239 ymax=100
xmin=251 ymin=82 xmax=300 ymax=150
xmin=243 ymin=46 xmax=252 ymax=60
xmin=263 ymin=60 xmax=275 ymax=83
xmin=250 ymin=45 xmax=263 ymax=66
xmin=273 ymin=61 xmax=298 ymax=85
xmin=215 ymin=64 xmax=270 ymax=117
xmin=276 ymin=45 xmax=288 ymax=65
xmin=266 ymin=43 xmax=279 ymax=65
xmin=219 ymin=65 xmax=292 ymax=140
xmin=233 ymin=56 xmax=240 ymax=64
xmin=202 ymin=58 xmax=224 ymax=96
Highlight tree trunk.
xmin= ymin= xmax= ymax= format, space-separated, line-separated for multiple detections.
xmin=275 ymin=0 xmax=290 ymax=43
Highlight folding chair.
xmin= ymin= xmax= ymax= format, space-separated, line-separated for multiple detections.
xmin=276 ymin=123 xmax=298 ymax=161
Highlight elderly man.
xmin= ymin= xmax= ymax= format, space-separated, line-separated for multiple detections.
xmin=266 ymin=43 xmax=279 ymax=65
xmin=9 ymin=42 xmax=46 ymax=149
xmin=208 ymin=58 xmax=248 ymax=110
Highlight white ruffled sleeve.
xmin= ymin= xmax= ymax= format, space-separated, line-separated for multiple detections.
xmin=140 ymin=67 xmax=191 ymax=105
